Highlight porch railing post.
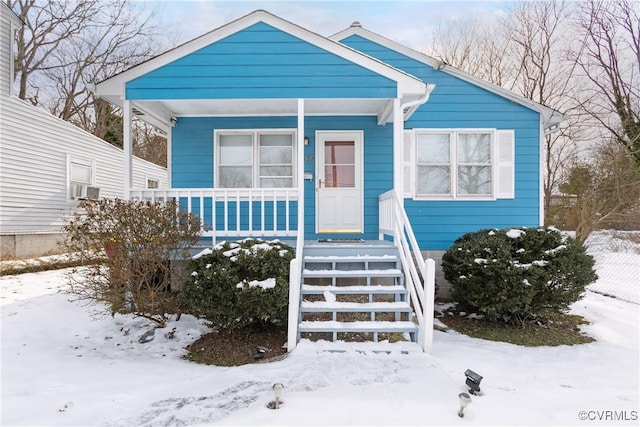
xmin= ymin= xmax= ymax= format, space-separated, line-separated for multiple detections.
xmin=287 ymin=98 xmax=306 ymax=352
xmin=297 ymin=98 xmax=305 ymax=236
xmin=392 ymin=98 xmax=403 ymax=193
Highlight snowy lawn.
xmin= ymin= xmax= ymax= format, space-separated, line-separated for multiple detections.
xmin=1 ymin=266 xmax=638 ymax=427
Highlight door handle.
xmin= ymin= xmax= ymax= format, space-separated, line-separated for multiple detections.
xmin=317 ymin=178 xmax=323 ymax=189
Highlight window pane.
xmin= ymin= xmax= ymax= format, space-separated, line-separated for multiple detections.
xmin=260 ymin=178 xmax=293 ymax=188
xmin=417 ymin=133 xmax=450 ymax=163
xmin=219 ymin=166 xmax=252 ymax=188
xmin=71 ymin=163 xmax=91 ymax=184
xmin=260 ymin=134 xmax=293 ymax=147
xmin=260 ymin=134 xmax=293 ymax=165
xmin=458 ymin=166 xmax=492 ymax=195
xmin=325 ymin=141 xmax=354 ymax=164
xmin=417 ymin=166 xmax=450 ymax=194
xmin=458 ymin=133 xmax=491 ymax=163
xmin=260 ymin=166 xmax=293 ymax=177
xmin=147 ymin=179 xmax=159 ymax=189
xmin=220 ymin=134 xmax=252 ymax=165
xmin=260 ymin=146 xmax=292 ymax=165
xmin=325 ymin=165 xmax=355 ymax=188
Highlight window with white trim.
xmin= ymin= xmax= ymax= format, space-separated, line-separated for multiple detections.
xmin=406 ymin=129 xmax=515 ymax=200
xmin=68 ymin=156 xmax=94 ymax=200
xmin=147 ymin=178 xmax=160 ymax=189
xmin=216 ymin=130 xmax=295 ymax=188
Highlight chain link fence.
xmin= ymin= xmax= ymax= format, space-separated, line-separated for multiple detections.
xmin=584 ymin=230 xmax=640 ymax=304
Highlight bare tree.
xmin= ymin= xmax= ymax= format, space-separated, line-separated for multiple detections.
xmin=10 ymin=0 xmax=93 ymax=103
xmin=506 ymin=1 xmax=585 ymax=217
xmin=572 ymin=0 xmax=640 ymax=165
xmin=8 ymin=0 xmax=168 ymax=165
xmin=428 ymin=1 xmax=583 ymax=217
xmin=45 ymin=1 xmax=160 ymax=126
xmin=563 ymin=140 xmax=640 ymax=244
xmin=133 ymin=121 xmax=168 ymax=168
xmin=427 ymin=15 xmax=515 ymax=87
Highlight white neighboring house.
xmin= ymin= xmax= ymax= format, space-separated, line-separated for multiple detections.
xmin=0 ymin=2 xmax=168 ymax=258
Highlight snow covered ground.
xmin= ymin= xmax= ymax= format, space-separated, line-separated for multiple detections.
xmin=1 ymin=235 xmax=639 ymax=426
xmin=585 ymin=230 xmax=640 ymax=304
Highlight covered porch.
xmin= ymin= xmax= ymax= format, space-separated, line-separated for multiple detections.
xmin=94 ymin=10 xmax=436 ymax=352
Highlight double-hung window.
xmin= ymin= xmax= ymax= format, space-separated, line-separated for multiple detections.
xmin=216 ymin=130 xmax=295 ymax=188
xmin=413 ymin=129 xmax=503 ymax=199
xmin=68 ymin=156 xmax=94 ymax=200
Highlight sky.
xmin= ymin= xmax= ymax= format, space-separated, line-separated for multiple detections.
xmin=152 ymin=0 xmax=511 ymax=50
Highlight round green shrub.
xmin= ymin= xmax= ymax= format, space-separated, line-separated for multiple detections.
xmin=442 ymin=227 xmax=598 ymax=323
xmin=182 ymin=238 xmax=294 ymax=331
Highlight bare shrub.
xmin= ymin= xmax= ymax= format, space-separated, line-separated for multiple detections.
xmin=62 ymin=199 xmax=201 ymax=326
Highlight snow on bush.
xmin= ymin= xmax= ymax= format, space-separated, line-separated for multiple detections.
xmin=442 ymin=227 xmax=598 ymax=323
xmin=182 ymin=239 xmax=294 ymax=331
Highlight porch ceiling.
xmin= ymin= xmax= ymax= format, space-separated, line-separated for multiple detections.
xmin=111 ymin=97 xmax=411 ymax=131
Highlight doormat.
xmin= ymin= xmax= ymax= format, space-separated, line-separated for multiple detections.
xmin=317 ymin=239 xmax=365 ymax=243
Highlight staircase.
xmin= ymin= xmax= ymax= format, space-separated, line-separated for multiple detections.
xmin=295 ymin=240 xmax=418 ymax=345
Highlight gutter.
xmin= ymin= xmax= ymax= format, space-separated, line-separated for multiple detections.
xmin=402 ymin=84 xmax=436 ymax=121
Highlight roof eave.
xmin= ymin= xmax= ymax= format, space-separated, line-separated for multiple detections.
xmin=331 ymin=26 xmax=566 ymax=131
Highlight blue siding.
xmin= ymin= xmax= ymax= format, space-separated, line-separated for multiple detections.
xmin=341 ymin=35 xmax=542 ymax=250
xmin=172 ymin=115 xmax=393 ymax=241
xmin=127 ymin=23 xmax=396 ymax=100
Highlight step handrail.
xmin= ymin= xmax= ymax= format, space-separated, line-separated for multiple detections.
xmin=286 ymin=178 xmax=305 ymax=352
xmin=379 ymin=190 xmax=435 ymax=352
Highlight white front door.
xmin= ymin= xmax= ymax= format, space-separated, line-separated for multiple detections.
xmin=316 ymin=131 xmax=363 ymax=233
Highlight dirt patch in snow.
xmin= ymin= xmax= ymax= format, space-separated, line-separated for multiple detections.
xmin=184 ymin=325 xmax=288 ymax=366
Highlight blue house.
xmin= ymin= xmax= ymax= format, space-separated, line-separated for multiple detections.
xmin=96 ymin=10 xmax=563 ymax=352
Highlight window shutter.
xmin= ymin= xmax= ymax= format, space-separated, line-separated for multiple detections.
xmin=496 ymin=130 xmax=515 ymax=199
xmin=403 ymin=130 xmax=413 ymax=198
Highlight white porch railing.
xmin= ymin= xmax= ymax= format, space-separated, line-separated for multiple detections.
xmin=379 ymin=189 xmax=435 ymax=352
xmin=130 ymin=188 xmax=299 ymax=242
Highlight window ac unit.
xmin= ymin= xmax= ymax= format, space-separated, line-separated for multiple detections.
xmin=72 ymin=184 xmax=100 ymax=200
xmin=85 ymin=186 xmax=100 ymax=199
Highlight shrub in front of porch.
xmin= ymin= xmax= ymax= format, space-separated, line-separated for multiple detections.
xmin=182 ymin=239 xmax=294 ymax=332
xmin=442 ymin=227 xmax=597 ymax=324
xmin=62 ymin=199 xmax=201 ymax=327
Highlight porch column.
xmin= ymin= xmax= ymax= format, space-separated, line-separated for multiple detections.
xmin=297 ymin=99 xmax=305 ymax=236
xmin=123 ymin=100 xmax=133 ymax=200
xmin=392 ymin=98 xmax=403 ymax=193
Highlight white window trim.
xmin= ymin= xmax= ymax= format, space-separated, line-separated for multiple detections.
xmin=412 ymin=128 xmax=497 ymax=201
xmin=146 ymin=176 xmax=160 ymax=189
xmin=67 ymin=154 xmax=96 ymax=201
xmin=213 ymin=129 xmax=297 ymax=188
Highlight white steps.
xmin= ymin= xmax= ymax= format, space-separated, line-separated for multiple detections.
xmin=300 ymin=301 xmax=411 ymax=312
xmin=300 ymin=284 xmax=406 ymax=295
xmin=302 ymin=268 xmax=402 ymax=278
xmin=296 ymin=241 xmax=417 ymax=344
xmin=299 ymin=320 xmax=417 ymax=333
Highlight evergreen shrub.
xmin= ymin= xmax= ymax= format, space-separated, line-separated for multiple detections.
xmin=442 ymin=227 xmax=598 ymax=323
xmin=182 ymin=239 xmax=294 ymax=331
